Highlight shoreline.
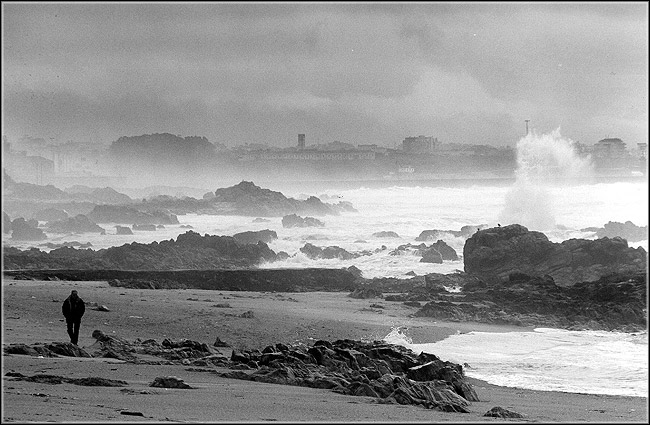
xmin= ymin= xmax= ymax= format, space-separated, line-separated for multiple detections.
xmin=2 ymin=277 xmax=648 ymax=422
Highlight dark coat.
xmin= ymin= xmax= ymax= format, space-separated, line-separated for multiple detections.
xmin=62 ymin=294 xmax=85 ymax=321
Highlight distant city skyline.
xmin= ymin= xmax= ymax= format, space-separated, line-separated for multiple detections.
xmin=2 ymin=2 xmax=648 ymax=148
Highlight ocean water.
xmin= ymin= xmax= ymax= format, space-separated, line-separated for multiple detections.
xmin=384 ymin=327 xmax=648 ymax=398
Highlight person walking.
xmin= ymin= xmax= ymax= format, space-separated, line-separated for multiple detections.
xmin=62 ymin=290 xmax=85 ymax=345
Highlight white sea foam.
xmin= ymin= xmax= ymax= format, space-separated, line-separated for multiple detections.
xmin=384 ymin=327 xmax=648 ymax=397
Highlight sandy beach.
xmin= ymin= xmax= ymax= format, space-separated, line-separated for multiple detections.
xmin=2 ymin=276 xmax=647 ymax=422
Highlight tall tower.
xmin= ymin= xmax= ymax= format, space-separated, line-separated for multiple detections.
xmin=298 ymin=134 xmax=305 ymax=150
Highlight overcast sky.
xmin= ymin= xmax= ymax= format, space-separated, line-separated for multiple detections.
xmin=2 ymin=1 xmax=648 ymax=148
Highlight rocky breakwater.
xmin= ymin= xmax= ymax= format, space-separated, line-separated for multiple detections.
xmin=5 ymin=333 xmax=478 ymax=413
xmin=463 ymin=224 xmax=647 ymax=287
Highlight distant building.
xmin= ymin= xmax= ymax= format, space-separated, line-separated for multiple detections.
xmin=402 ymin=135 xmax=437 ymax=153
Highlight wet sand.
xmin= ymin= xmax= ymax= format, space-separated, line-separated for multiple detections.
xmin=2 ymin=276 xmax=647 ymax=422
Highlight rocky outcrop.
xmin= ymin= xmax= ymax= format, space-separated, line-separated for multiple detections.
xmin=300 ymin=243 xmax=358 ymax=260
xmin=205 ymin=181 xmax=345 ymax=217
xmin=46 ymin=214 xmax=105 ymax=234
xmin=413 ymin=270 xmax=647 ymax=332
xmin=10 ymin=217 xmax=47 ymax=240
xmin=390 ymin=241 xmax=458 ymax=263
xmin=593 ymin=221 xmax=648 ymax=242
xmin=224 ymin=339 xmax=477 ymax=412
xmin=232 ymin=229 xmax=278 ymax=245
xmin=282 ymin=214 xmax=324 ymax=228
xmin=87 ymin=205 xmax=179 ymax=225
xmin=2 ymin=230 xmax=278 ymax=270
xmin=416 ymin=225 xmax=487 ymax=242
xmin=65 ymin=186 xmax=133 ymax=204
xmin=463 ymin=224 xmax=647 ymax=287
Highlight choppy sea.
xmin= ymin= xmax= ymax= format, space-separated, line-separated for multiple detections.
xmin=7 ymin=177 xmax=647 ymax=398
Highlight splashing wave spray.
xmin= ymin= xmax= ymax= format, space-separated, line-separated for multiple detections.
xmin=499 ymin=128 xmax=594 ymax=231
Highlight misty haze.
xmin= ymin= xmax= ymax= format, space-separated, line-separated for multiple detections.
xmin=2 ymin=2 xmax=648 ymax=423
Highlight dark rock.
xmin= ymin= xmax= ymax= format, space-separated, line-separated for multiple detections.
xmin=429 ymin=240 xmax=459 ymax=261
xmin=233 ymin=229 xmax=278 ymax=245
xmin=349 ymin=286 xmax=383 ymax=299
xmin=420 ymin=248 xmax=443 ymax=263
xmin=416 ymin=225 xmax=487 ymax=241
xmin=464 ymin=224 xmax=647 ymax=287
xmin=484 ymin=406 xmax=524 ymax=418
xmin=150 ymin=376 xmax=193 ymax=389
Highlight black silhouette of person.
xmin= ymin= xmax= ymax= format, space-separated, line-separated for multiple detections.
xmin=62 ymin=290 xmax=85 ymax=345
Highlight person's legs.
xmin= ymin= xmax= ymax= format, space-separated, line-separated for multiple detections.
xmin=71 ymin=320 xmax=81 ymax=345
xmin=66 ymin=319 xmax=75 ymax=343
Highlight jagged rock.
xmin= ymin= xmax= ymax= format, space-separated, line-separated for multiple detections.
xmin=232 ymin=229 xmax=278 ymax=245
xmin=282 ymin=214 xmax=325 ymax=228
xmin=150 ymin=376 xmax=193 ymax=389
xmin=463 ymin=224 xmax=647 ymax=287
xmin=484 ymin=406 xmax=524 ymax=418
xmin=221 ymin=339 xmax=477 ymax=413
xmin=429 ymin=240 xmax=459 ymax=261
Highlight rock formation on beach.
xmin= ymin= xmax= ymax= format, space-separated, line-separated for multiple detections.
xmin=416 ymin=225 xmax=488 ymax=242
xmin=463 ymin=224 xmax=647 ymax=287
xmin=10 ymin=217 xmax=47 ymax=240
xmin=4 ymin=334 xmax=479 ymax=413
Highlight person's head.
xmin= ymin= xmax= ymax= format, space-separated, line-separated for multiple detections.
xmin=70 ymin=290 xmax=79 ymax=299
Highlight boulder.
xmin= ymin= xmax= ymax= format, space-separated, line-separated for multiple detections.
xmin=463 ymin=224 xmax=647 ymax=287
xmin=132 ymin=223 xmax=157 ymax=231
xmin=420 ymin=248 xmax=443 ymax=263
xmin=150 ymin=376 xmax=193 ymax=389
xmin=484 ymin=406 xmax=524 ymax=418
